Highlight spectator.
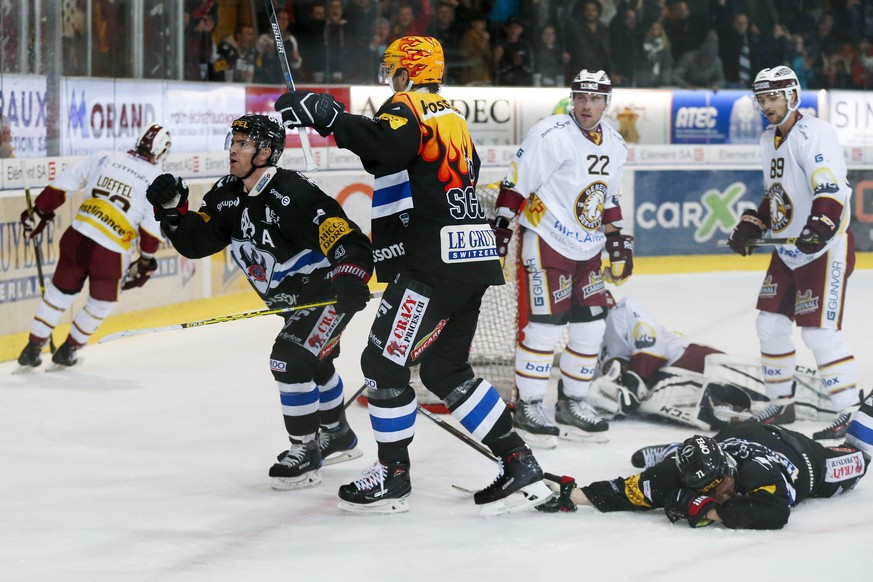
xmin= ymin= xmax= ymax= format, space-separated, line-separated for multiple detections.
xmin=789 ymin=33 xmax=814 ymax=88
xmin=434 ymin=3 xmax=465 ymax=85
xmin=493 ymin=16 xmax=534 ymax=86
xmin=389 ymin=0 xmax=433 ymax=42
xmin=672 ymin=29 xmax=725 ymax=90
xmin=609 ymin=6 xmax=642 ymax=86
xmin=853 ymin=36 xmax=873 ymax=88
xmin=663 ymin=1 xmax=700 ymax=61
xmin=533 ymin=23 xmax=569 ymax=86
xmin=276 ymin=8 xmax=303 ymax=72
xmin=719 ymin=13 xmax=760 ymax=88
xmin=822 ymin=42 xmax=858 ymax=88
xmin=460 ymin=12 xmax=493 ymax=85
xmin=635 ymin=18 xmax=673 ymax=87
xmin=217 ymin=23 xmax=257 ymax=83
xmin=758 ymin=22 xmax=793 ymax=69
xmin=346 ymin=0 xmax=382 ymax=83
xmin=362 ymin=17 xmax=392 ymax=84
xmin=567 ymin=0 xmax=613 ymax=84
xmin=184 ymin=1 xmax=222 ymax=81
xmin=0 ymin=115 xmax=14 ymax=158
xmin=254 ymin=33 xmax=282 ymax=84
xmin=297 ymin=2 xmax=327 ymax=82
xmin=804 ymin=13 xmax=840 ymax=86
xmin=324 ymin=0 xmax=351 ymax=82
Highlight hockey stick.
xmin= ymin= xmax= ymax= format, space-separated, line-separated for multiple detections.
xmin=416 ymin=405 xmax=498 ymax=462
xmin=263 ymin=0 xmax=317 ymax=172
xmin=21 ymin=161 xmax=57 ymax=354
xmin=716 ymin=237 xmax=798 ymax=248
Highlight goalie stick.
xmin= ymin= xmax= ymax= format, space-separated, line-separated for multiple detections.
xmin=263 ymin=0 xmax=318 ymax=172
xmin=98 ymin=292 xmax=382 ymax=343
xmin=21 ymin=161 xmax=56 ymax=354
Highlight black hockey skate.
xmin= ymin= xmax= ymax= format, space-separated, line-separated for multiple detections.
xmin=631 ymin=442 xmax=679 ymax=468
xmin=813 ymin=412 xmax=852 ymax=440
xmin=474 ymin=445 xmax=553 ymax=517
xmin=555 ymin=381 xmax=609 ymax=443
xmin=754 ymin=399 xmax=795 ymax=425
xmin=513 ymin=399 xmax=559 ymax=449
xmin=337 ymin=461 xmax=411 ymax=514
xmin=17 ymin=339 xmax=46 ymax=369
xmin=269 ymin=440 xmax=322 ymax=491
xmin=317 ymin=422 xmax=363 ymax=466
xmin=50 ymin=340 xmax=80 ymax=368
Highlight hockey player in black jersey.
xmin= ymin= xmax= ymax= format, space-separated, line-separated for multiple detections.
xmin=537 ymin=423 xmax=868 ymax=529
xmin=275 ymin=36 xmax=552 ymax=515
xmin=145 ymin=114 xmax=374 ymax=491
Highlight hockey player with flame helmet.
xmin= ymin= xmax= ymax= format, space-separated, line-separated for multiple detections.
xmin=17 ymin=124 xmax=172 ymax=371
xmin=489 ymin=70 xmax=632 ymax=448
xmin=535 ymin=424 xmax=868 ymax=530
xmin=275 ymin=36 xmax=553 ymax=516
xmin=145 ymin=114 xmax=374 ymax=492
xmin=727 ymin=65 xmax=863 ymax=442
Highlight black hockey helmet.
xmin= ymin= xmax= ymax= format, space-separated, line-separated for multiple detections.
xmin=226 ymin=114 xmax=285 ymax=165
xmin=675 ymin=435 xmax=737 ymax=493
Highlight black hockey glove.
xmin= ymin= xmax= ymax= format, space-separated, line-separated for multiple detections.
xmin=795 ymin=214 xmax=835 ymax=254
xmin=146 ymin=174 xmax=189 ymax=227
xmin=489 ymin=217 xmax=514 ymax=258
xmin=727 ymin=209 xmax=767 ymax=256
xmin=603 ymin=232 xmax=634 ymax=285
xmin=331 ymin=263 xmax=371 ymax=314
xmin=664 ymin=488 xmax=716 ymax=528
xmin=20 ymin=207 xmax=54 ymax=240
xmin=275 ymin=91 xmax=344 ymax=137
xmin=121 ymin=255 xmax=158 ymax=290
xmin=535 ymin=473 xmax=578 ymax=513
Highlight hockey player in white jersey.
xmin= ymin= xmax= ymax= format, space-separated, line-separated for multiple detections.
xmin=727 ymin=66 xmax=861 ymax=440
xmin=491 ymin=69 xmax=633 ymax=447
xmin=17 ymin=124 xmax=171 ymax=369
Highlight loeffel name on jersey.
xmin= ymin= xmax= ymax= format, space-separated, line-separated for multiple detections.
xmin=439 ymin=224 xmax=497 ymax=263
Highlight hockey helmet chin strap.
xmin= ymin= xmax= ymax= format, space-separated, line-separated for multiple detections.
xmin=240 ymin=155 xmax=271 ymax=181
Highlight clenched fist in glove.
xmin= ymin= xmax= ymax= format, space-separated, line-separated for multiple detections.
xmin=795 ymin=214 xmax=835 ymax=254
xmin=20 ymin=207 xmax=54 ymax=240
xmin=727 ymin=209 xmax=767 ymax=256
xmin=603 ymin=232 xmax=634 ymax=285
xmin=275 ymin=91 xmax=344 ymax=137
xmin=664 ymin=488 xmax=717 ymax=528
xmin=146 ymin=174 xmax=189 ymax=227
xmin=536 ymin=473 xmax=579 ymax=513
xmin=122 ymin=255 xmax=158 ymax=290
xmin=331 ymin=264 xmax=371 ymax=314
xmin=489 ymin=217 xmax=513 ymax=258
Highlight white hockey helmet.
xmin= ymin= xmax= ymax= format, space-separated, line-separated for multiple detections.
xmin=571 ymin=69 xmax=613 ymax=113
xmin=752 ymin=66 xmax=800 ymax=121
xmin=132 ymin=123 xmax=172 ymax=164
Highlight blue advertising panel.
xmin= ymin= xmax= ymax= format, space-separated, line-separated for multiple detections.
xmin=634 ymin=169 xmax=763 ymax=256
xmin=671 ymin=90 xmax=820 ymax=144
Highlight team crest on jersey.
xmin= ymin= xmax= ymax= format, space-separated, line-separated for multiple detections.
xmin=232 ymin=239 xmax=277 ymax=294
xmin=575 ymin=183 xmax=607 ymax=230
xmin=767 ymin=183 xmax=792 ymax=232
xmin=795 ymin=289 xmax=819 ymax=315
xmin=632 ymin=322 xmax=657 ymax=349
xmin=759 ymin=275 xmax=777 ymax=298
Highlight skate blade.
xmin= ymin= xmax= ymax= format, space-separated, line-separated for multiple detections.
xmin=271 ymin=469 xmax=322 ymax=491
xmin=322 ymin=447 xmax=364 ymax=466
xmin=45 ymin=360 xmax=82 ymax=372
xmin=12 ymin=365 xmax=39 ymax=375
xmin=558 ymin=426 xmax=608 ymax=444
xmin=337 ymin=496 xmax=410 ymax=515
xmin=479 ymin=480 xmax=555 ymax=517
xmin=516 ymin=429 xmax=558 ymax=449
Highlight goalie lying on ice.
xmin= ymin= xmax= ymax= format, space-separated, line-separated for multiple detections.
xmin=536 ymin=423 xmax=869 ymax=530
xmin=586 ymin=293 xmax=839 ymax=434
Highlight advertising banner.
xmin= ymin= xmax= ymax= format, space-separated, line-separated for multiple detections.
xmin=671 ymin=90 xmax=820 ymax=145
xmin=0 ymin=74 xmax=48 ymax=157
xmin=164 ymin=82 xmax=245 ymax=153
xmin=849 ymin=169 xmax=873 ymax=251
xmin=633 ymin=169 xmax=762 ymax=255
xmin=830 ymin=91 xmax=873 ymax=146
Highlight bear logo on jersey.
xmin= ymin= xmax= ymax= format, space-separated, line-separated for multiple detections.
xmin=575 ymin=183 xmax=607 ymax=230
xmin=767 ymin=183 xmax=793 ymax=232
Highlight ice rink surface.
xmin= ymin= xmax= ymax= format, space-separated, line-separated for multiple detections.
xmin=2 ymin=270 xmax=871 ymax=581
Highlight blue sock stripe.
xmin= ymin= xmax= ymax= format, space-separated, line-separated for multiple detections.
xmin=280 ymin=389 xmax=320 ymax=407
xmin=319 ymin=379 xmax=344 ymax=404
xmin=457 ymin=386 xmax=501 ymax=434
xmin=847 ymin=419 xmax=873 ymax=445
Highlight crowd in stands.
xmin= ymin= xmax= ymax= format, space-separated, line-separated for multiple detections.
xmin=185 ymin=0 xmax=873 ymax=90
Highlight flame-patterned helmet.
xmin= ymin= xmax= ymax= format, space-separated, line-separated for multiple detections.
xmin=379 ymin=36 xmax=445 ymax=86
xmin=132 ymin=123 xmax=171 ymax=164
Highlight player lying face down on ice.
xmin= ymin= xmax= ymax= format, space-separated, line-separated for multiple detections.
xmin=536 ymin=423 xmax=868 ymax=529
